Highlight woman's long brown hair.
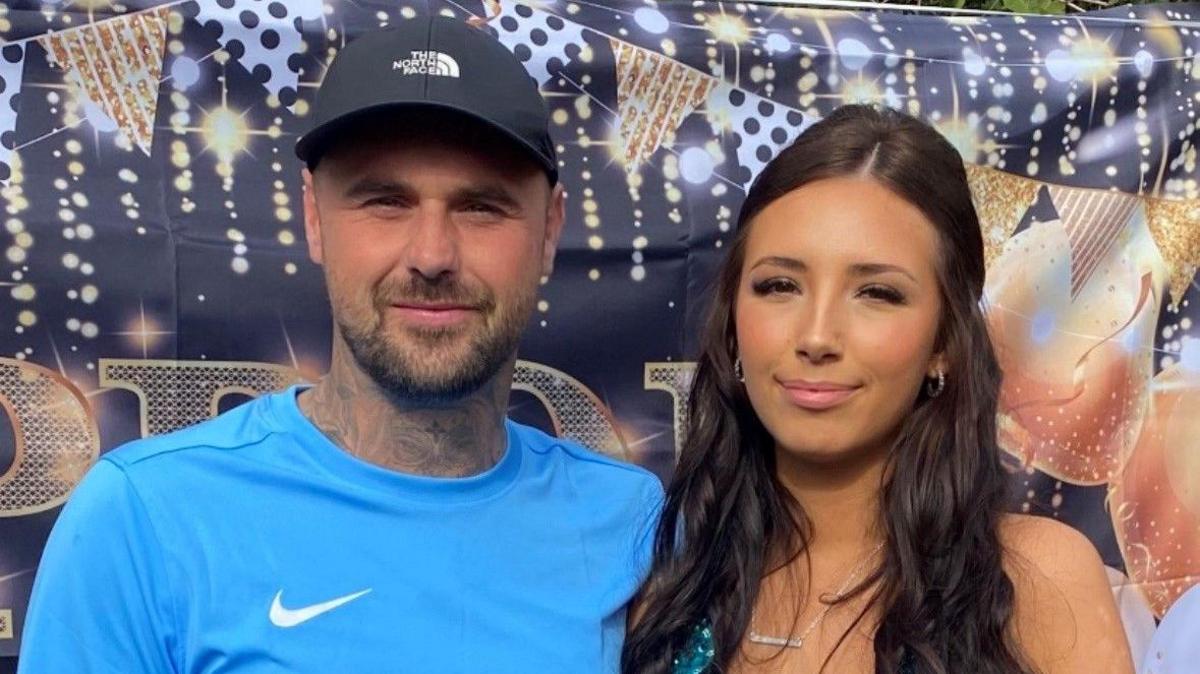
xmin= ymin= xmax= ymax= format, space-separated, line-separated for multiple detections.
xmin=622 ymin=104 xmax=1032 ymax=674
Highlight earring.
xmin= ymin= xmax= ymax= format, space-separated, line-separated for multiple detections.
xmin=734 ymin=358 xmax=745 ymax=383
xmin=926 ymin=369 xmax=946 ymax=398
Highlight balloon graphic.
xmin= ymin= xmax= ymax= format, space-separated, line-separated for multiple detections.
xmin=986 ymin=219 xmax=1156 ymax=484
xmin=1113 ymin=364 xmax=1200 ymax=618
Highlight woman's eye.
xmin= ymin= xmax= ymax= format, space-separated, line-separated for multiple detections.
xmin=859 ymin=285 xmax=906 ymax=304
xmin=751 ymin=278 xmax=799 ymax=295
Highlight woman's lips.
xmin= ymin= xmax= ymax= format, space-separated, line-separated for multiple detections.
xmin=777 ymin=379 xmax=861 ymax=410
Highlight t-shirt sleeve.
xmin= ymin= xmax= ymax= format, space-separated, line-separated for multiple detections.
xmin=18 ymin=459 xmax=182 ymax=674
xmin=631 ymin=475 xmax=666 ymax=582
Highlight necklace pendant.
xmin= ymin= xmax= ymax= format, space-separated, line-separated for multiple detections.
xmin=748 ymin=630 xmax=804 ymax=649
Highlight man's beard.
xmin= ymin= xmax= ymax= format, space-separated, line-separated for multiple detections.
xmin=335 ymin=275 xmax=533 ymax=404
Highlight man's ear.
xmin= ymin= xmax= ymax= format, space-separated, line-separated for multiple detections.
xmin=302 ymin=168 xmax=324 ymax=266
xmin=540 ymin=182 xmax=566 ymax=277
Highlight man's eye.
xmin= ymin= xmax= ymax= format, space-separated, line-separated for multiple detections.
xmin=364 ymin=196 xmax=409 ymax=209
xmin=463 ymin=202 xmax=502 ymax=214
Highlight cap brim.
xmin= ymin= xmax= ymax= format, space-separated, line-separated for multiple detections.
xmin=294 ymin=102 xmax=558 ymax=184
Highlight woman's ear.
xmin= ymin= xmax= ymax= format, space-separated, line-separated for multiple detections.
xmin=928 ymin=352 xmax=948 ymax=379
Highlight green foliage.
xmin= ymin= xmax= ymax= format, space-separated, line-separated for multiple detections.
xmin=1000 ymin=0 xmax=1067 ymax=13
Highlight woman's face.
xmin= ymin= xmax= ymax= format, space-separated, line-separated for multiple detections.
xmin=734 ymin=175 xmax=945 ymax=465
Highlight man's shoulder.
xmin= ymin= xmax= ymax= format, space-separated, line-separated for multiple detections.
xmin=509 ymin=420 xmax=663 ymax=495
xmin=104 ymin=391 xmax=283 ymax=472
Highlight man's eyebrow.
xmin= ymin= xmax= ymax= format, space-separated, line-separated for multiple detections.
xmin=340 ymin=179 xmax=524 ymax=211
xmin=343 ymin=178 xmax=414 ymax=200
xmin=451 ymin=184 xmax=523 ymax=211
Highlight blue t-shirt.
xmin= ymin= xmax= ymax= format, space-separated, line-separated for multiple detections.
xmin=19 ymin=387 xmax=663 ymax=673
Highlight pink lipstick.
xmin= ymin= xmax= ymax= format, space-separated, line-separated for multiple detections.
xmin=777 ymin=379 xmax=860 ymax=411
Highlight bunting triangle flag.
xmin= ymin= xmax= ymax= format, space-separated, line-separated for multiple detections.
xmin=965 ymin=164 xmax=1043 ymax=270
xmin=1047 ymin=184 xmax=1140 ymax=299
xmin=39 ymin=8 xmax=169 ymax=155
xmin=487 ymin=0 xmax=589 ymax=88
xmin=1144 ymin=196 xmax=1200 ymax=309
xmin=194 ymin=0 xmax=322 ymax=109
xmin=0 ymin=41 xmax=27 ymax=184
xmin=610 ymin=39 xmax=716 ymax=172
xmin=705 ymin=82 xmax=810 ymax=189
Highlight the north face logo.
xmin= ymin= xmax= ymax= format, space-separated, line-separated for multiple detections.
xmin=392 ymin=51 xmax=460 ymax=77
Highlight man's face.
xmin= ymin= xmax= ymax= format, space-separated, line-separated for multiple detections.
xmin=303 ymin=125 xmax=564 ymax=402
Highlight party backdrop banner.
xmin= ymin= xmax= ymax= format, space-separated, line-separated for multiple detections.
xmin=0 ymin=0 xmax=1196 ymax=662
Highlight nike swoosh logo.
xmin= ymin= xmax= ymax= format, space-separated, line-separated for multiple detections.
xmin=269 ymin=588 xmax=372 ymax=628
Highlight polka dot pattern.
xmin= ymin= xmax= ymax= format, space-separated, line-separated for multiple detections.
xmin=195 ymin=0 xmax=322 ymax=106
xmin=0 ymin=42 xmax=24 ymax=184
xmin=707 ymin=82 xmax=811 ymax=188
xmin=488 ymin=0 xmax=588 ymax=88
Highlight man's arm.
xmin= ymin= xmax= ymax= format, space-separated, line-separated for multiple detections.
xmin=19 ymin=459 xmax=182 ymax=674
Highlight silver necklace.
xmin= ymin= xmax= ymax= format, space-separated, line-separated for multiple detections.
xmin=747 ymin=542 xmax=885 ymax=650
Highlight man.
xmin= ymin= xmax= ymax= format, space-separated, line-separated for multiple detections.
xmin=19 ymin=17 xmax=662 ymax=673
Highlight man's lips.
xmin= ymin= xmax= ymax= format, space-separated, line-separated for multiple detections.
xmin=776 ymin=379 xmax=861 ymax=410
xmin=388 ymin=303 xmax=480 ymax=327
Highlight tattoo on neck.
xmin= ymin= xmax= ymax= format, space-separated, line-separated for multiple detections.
xmin=298 ymin=342 xmax=509 ymax=478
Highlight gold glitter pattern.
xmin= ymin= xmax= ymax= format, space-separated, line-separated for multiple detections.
xmin=513 ymin=360 xmax=628 ymax=460
xmin=0 ymin=359 xmax=99 ymax=516
xmin=98 ymin=359 xmax=305 ymax=437
xmin=611 ymin=39 xmax=716 ymax=172
xmin=644 ymin=362 xmax=695 ymax=460
xmin=965 ymin=164 xmax=1043 ymax=270
xmin=1144 ymin=196 xmax=1200 ymax=309
xmin=38 ymin=8 xmax=169 ymax=154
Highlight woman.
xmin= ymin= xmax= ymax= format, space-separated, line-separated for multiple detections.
xmin=622 ymin=105 xmax=1133 ymax=673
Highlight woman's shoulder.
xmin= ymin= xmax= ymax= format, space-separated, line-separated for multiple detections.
xmin=997 ymin=513 xmax=1110 ymax=622
xmin=997 ymin=513 xmax=1134 ymax=673
xmin=998 ymin=513 xmax=1105 ymax=578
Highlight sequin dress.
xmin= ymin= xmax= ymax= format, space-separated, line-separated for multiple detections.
xmin=671 ymin=622 xmax=918 ymax=674
xmin=672 ymin=623 xmax=717 ymax=674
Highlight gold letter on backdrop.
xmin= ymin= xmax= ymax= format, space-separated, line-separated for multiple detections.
xmin=99 ymin=359 xmax=629 ymax=457
xmin=99 ymin=359 xmax=307 ymax=437
xmin=644 ymin=362 xmax=696 ymax=460
xmin=0 ymin=359 xmax=99 ymax=517
xmin=513 ymin=360 xmax=629 ymax=460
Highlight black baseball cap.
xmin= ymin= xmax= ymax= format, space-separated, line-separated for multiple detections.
xmin=295 ymin=16 xmax=558 ymax=184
